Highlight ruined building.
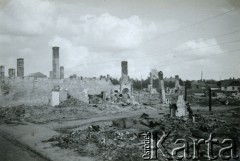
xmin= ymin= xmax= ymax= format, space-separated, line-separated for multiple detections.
xmin=120 ymin=61 xmax=132 ymax=96
xmin=52 ymin=47 xmax=60 ymax=79
xmin=0 ymin=65 xmax=4 ymax=81
xmin=8 ymin=69 xmax=15 ymax=78
xmin=158 ymin=71 xmax=166 ymax=103
xmin=175 ymin=75 xmax=180 ymax=88
xmin=17 ymin=58 xmax=24 ymax=77
xmin=148 ymin=72 xmax=153 ymax=93
xmin=60 ymin=66 xmax=64 ymax=79
xmin=0 ymin=46 xmax=114 ymax=106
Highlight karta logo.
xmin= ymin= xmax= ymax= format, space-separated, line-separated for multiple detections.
xmin=142 ymin=131 xmax=239 ymax=160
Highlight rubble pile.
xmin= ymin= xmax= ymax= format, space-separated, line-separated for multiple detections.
xmin=25 ymin=106 xmax=99 ymax=124
xmin=45 ymin=111 xmax=239 ymax=160
xmin=44 ymin=126 xmax=143 ymax=161
xmin=216 ymin=96 xmax=240 ymax=105
xmin=57 ymin=95 xmax=89 ymax=108
xmin=0 ymin=105 xmax=26 ymax=123
xmin=188 ymin=95 xmax=240 ymax=106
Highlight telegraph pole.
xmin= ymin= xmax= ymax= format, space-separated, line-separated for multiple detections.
xmin=184 ymin=86 xmax=187 ymax=102
xmin=209 ymin=87 xmax=212 ymax=111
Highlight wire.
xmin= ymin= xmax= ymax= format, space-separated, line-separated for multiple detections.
xmin=75 ymin=29 xmax=240 ymax=66
xmin=80 ymin=38 xmax=240 ymax=66
xmin=140 ymin=47 xmax=240 ymax=70
xmin=131 ymin=39 xmax=240 ymax=59
xmin=140 ymin=8 xmax=238 ymax=45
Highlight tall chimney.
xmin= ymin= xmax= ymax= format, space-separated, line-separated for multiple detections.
xmin=150 ymin=72 xmax=153 ymax=86
xmin=52 ymin=47 xmax=60 ymax=79
xmin=107 ymin=74 xmax=110 ymax=81
xmin=121 ymin=61 xmax=128 ymax=80
xmin=8 ymin=68 xmax=15 ymax=78
xmin=158 ymin=71 xmax=166 ymax=104
xmin=0 ymin=66 xmax=5 ymax=81
xmin=121 ymin=61 xmax=128 ymax=76
xmin=17 ymin=58 xmax=24 ymax=77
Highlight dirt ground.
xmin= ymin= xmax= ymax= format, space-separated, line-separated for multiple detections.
xmin=0 ymin=135 xmax=48 ymax=161
xmin=0 ymin=96 xmax=239 ymax=161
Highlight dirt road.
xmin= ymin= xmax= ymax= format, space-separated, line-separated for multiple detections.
xmin=0 ymin=135 xmax=48 ymax=161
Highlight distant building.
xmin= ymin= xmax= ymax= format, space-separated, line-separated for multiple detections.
xmin=188 ymin=89 xmax=206 ymax=97
xmin=207 ymin=84 xmax=219 ymax=91
xmin=220 ymin=80 xmax=240 ymax=92
xmin=164 ymin=76 xmax=176 ymax=82
xmin=191 ymin=81 xmax=206 ymax=90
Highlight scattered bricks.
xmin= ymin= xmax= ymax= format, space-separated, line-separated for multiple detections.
xmin=43 ymin=108 xmax=240 ymax=161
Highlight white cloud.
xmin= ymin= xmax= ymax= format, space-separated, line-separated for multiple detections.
xmin=48 ymin=36 xmax=90 ymax=75
xmin=47 ymin=13 xmax=157 ymax=77
xmin=55 ymin=13 xmax=157 ymax=51
xmin=174 ymin=38 xmax=223 ymax=59
xmin=0 ymin=0 xmax=54 ymax=35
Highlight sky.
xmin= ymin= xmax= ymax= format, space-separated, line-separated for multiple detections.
xmin=0 ymin=0 xmax=240 ymax=80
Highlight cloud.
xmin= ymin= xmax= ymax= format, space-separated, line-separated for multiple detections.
xmin=0 ymin=0 xmax=54 ymax=35
xmin=174 ymin=38 xmax=223 ymax=59
xmin=55 ymin=13 xmax=157 ymax=51
xmin=47 ymin=13 xmax=157 ymax=77
xmin=48 ymin=36 xmax=90 ymax=75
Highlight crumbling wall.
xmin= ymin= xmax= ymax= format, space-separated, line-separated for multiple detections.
xmin=0 ymin=77 xmax=114 ymax=106
xmin=176 ymin=95 xmax=186 ymax=117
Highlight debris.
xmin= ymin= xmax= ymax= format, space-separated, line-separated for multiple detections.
xmin=140 ymin=113 xmax=150 ymax=119
xmin=89 ymin=125 xmax=100 ymax=132
xmin=43 ymin=107 xmax=240 ymax=161
xmin=112 ymin=118 xmax=136 ymax=129
xmin=57 ymin=94 xmax=88 ymax=107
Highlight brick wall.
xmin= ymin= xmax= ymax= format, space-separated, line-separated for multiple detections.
xmin=0 ymin=77 xmax=114 ymax=106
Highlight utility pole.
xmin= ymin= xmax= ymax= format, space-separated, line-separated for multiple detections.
xmin=209 ymin=87 xmax=212 ymax=111
xmin=184 ymin=86 xmax=187 ymax=102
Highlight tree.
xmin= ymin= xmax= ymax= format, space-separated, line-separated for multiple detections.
xmin=69 ymin=74 xmax=77 ymax=78
xmin=179 ymin=78 xmax=184 ymax=86
xmin=185 ymin=80 xmax=192 ymax=89
xmin=110 ymin=78 xmax=120 ymax=85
